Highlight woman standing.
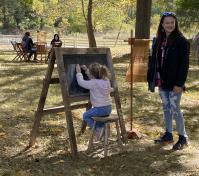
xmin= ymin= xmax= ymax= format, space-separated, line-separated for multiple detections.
xmin=50 ymin=34 xmax=62 ymax=47
xmin=147 ymin=12 xmax=190 ymax=150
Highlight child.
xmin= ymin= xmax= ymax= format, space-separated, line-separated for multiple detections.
xmin=76 ymin=63 xmax=113 ymax=139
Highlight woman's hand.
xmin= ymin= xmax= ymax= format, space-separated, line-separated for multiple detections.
xmin=76 ymin=64 xmax=81 ymax=73
xmin=173 ymin=86 xmax=183 ymax=93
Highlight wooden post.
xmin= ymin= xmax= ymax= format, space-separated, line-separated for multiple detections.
xmin=125 ymin=36 xmax=150 ymax=139
xmin=130 ymin=30 xmax=134 ymax=130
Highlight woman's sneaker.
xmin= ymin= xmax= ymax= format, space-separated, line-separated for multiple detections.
xmin=154 ymin=132 xmax=174 ymax=145
xmin=172 ymin=135 xmax=188 ymax=150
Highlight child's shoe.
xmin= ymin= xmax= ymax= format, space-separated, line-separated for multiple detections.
xmin=154 ymin=132 xmax=174 ymax=145
xmin=172 ymin=135 xmax=188 ymax=150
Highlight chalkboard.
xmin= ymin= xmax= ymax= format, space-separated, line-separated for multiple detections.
xmin=63 ymin=53 xmax=109 ymax=97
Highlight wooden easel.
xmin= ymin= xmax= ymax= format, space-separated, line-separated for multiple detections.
xmin=125 ymin=36 xmax=150 ymax=139
xmin=29 ymin=47 xmax=127 ymax=157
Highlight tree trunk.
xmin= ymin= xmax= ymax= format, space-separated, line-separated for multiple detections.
xmin=87 ymin=0 xmax=97 ymax=47
xmin=2 ymin=6 xmax=9 ymax=29
xmin=40 ymin=18 xmax=45 ymax=30
xmin=14 ymin=15 xmax=21 ymax=30
xmin=135 ymin=0 xmax=152 ymax=39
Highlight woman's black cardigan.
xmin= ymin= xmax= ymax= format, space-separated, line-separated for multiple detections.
xmin=147 ymin=34 xmax=190 ymax=92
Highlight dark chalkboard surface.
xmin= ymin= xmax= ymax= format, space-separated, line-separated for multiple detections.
xmin=63 ymin=53 xmax=109 ymax=97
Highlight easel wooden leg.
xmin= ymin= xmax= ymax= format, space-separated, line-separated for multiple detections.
xmin=80 ymin=120 xmax=87 ymax=135
xmin=55 ymin=48 xmax=78 ymax=157
xmin=79 ymin=101 xmax=91 ymax=135
xmin=87 ymin=121 xmax=96 ymax=151
xmin=107 ymin=50 xmax=127 ymax=144
xmin=29 ymin=56 xmax=56 ymax=147
xmin=114 ymin=90 xmax=128 ymax=144
xmin=104 ymin=123 xmax=109 ymax=157
xmin=115 ymin=121 xmax=123 ymax=149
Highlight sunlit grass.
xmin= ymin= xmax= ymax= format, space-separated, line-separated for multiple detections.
xmin=0 ymin=50 xmax=199 ymax=175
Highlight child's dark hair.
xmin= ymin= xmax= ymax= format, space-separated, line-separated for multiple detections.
xmin=89 ymin=62 xmax=111 ymax=80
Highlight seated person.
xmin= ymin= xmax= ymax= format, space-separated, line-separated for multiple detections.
xmin=22 ymin=32 xmax=37 ymax=61
xmin=50 ymin=34 xmax=62 ymax=47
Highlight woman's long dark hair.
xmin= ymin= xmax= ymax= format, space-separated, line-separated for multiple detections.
xmin=156 ymin=13 xmax=182 ymax=50
xmin=51 ymin=34 xmax=61 ymax=46
xmin=25 ymin=32 xmax=30 ymax=36
xmin=53 ymin=34 xmax=60 ymax=41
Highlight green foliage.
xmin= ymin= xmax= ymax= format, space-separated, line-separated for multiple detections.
xmin=91 ymin=0 xmax=136 ymax=32
xmin=0 ymin=0 xmax=136 ymax=34
xmin=0 ymin=0 xmax=36 ymax=32
xmin=176 ymin=0 xmax=199 ymax=30
xmin=0 ymin=0 xmax=197 ymax=35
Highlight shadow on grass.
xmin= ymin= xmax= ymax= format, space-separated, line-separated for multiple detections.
xmin=5 ymin=141 xmax=189 ymax=176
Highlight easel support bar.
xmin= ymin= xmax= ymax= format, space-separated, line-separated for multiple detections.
xmin=42 ymin=103 xmax=89 ymax=115
xmin=43 ymin=78 xmax=59 ymax=84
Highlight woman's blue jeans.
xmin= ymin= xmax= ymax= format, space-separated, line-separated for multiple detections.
xmin=159 ymin=88 xmax=187 ymax=137
xmin=83 ymin=105 xmax=112 ymax=129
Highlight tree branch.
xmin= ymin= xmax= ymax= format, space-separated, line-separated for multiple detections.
xmin=81 ymin=0 xmax=87 ymax=22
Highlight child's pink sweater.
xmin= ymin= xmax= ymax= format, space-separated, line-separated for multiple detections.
xmin=76 ymin=73 xmax=113 ymax=107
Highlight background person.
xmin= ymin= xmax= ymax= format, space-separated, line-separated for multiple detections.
xmin=46 ymin=34 xmax=62 ymax=63
xmin=50 ymin=34 xmax=62 ymax=47
xmin=147 ymin=12 xmax=190 ymax=150
xmin=22 ymin=32 xmax=37 ymax=61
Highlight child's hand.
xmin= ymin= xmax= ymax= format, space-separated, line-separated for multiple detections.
xmin=76 ymin=64 xmax=81 ymax=73
xmin=80 ymin=65 xmax=87 ymax=71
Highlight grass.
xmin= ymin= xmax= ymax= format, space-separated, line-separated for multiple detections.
xmin=0 ymin=48 xmax=199 ymax=176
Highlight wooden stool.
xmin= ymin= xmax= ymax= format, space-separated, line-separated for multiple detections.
xmin=87 ymin=114 xmax=123 ymax=157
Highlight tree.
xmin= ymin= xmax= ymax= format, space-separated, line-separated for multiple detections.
xmin=80 ymin=0 xmax=136 ymax=47
xmin=81 ymin=0 xmax=96 ymax=47
xmin=0 ymin=0 xmax=19 ymax=29
xmin=92 ymin=0 xmax=136 ymax=32
xmin=135 ymin=0 xmax=152 ymax=39
xmin=0 ymin=0 xmax=33 ymax=32
xmin=176 ymin=0 xmax=199 ymax=30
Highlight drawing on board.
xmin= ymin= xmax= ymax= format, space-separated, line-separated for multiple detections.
xmin=66 ymin=64 xmax=89 ymax=96
xmin=63 ymin=53 xmax=108 ymax=96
